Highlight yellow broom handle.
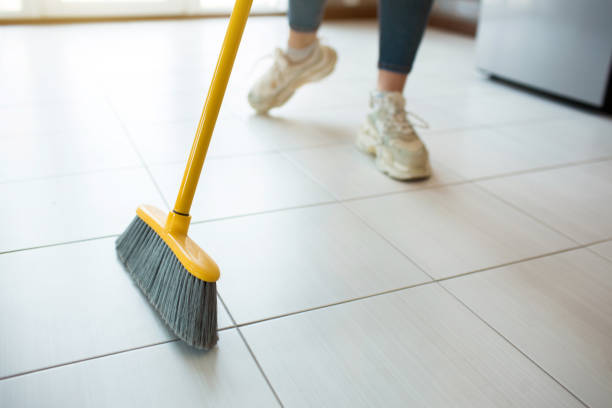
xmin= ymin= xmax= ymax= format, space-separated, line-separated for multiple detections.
xmin=173 ymin=0 xmax=253 ymax=215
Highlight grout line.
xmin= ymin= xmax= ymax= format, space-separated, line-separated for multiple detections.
xmin=439 ymin=284 xmax=591 ymax=408
xmin=1 ymin=115 xmax=607 ymax=189
xmin=278 ymin=150 xmax=343 ymax=202
xmin=1 ymin=150 xmax=609 ymax=256
xmin=231 ymin=237 xmax=612 ymax=330
xmin=468 ymin=156 xmax=612 ymax=184
xmin=417 ymin=114 xmax=573 ymax=137
xmin=584 ymin=242 xmax=612 ymax=265
xmin=218 ymin=294 xmax=284 ymax=407
xmin=471 ymin=182 xmax=583 ymax=246
xmin=338 ymin=198 xmax=437 ymax=280
xmin=432 ymin=240 xmax=612 ymax=283
xmin=274 ymin=140 xmax=353 ymax=154
xmin=235 ymin=328 xmax=284 ymax=407
xmin=0 ymin=154 xmax=608 ymax=256
xmin=145 ymin=147 xmax=281 ymax=167
xmin=0 ymin=317 xmax=236 ymax=381
xmin=340 ymin=156 xmax=612 ymax=203
xmin=3 ymin=237 xmax=612 ymax=383
xmin=189 ymin=199 xmax=338 ymax=226
xmin=232 ymin=280 xmax=433 ymax=329
xmin=0 ymin=339 xmax=180 ymax=382
xmin=339 ymin=178 xmax=472 ymax=203
xmin=103 ymin=95 xmax=171 ymax=211
xmin=0 ymin=164 xmax=144 ymax=186
xmin=0 ymin=234 xmax=120 ymax=256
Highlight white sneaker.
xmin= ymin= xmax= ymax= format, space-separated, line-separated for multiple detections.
xmin=248 ymin=40 xmax=337 ymax=114
xmin=356 ymin=91 xmax=431 ymax=180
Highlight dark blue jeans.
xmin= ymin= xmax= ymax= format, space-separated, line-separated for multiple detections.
xmin=288 ymin=0 xmax=433 ymax=74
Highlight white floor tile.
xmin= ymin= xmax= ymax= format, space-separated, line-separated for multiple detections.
xmin=0 ymin=237 xmax=233 ymax=378
xmin=479 ymin=161 xmax=612 ymax=244
xmin=190 ymin=204 xmax=430 ymax=324
xmin=0 ymin=28 xmax=103 ymax=106
xmin=0 ymin=238 xmax=229 ymax=378
xmin=495 ymin=115 xmax=612 ymax=164
xmin=0 ymin=168 xmax=166 ymax=252
xmin=346 ymin=184 xmax=574 ymax=278
xmin=0 ymin=69 xmax=101 ymax=107
xmin=422 ymin=89 xmax=579 ymax=130
xmin=422 ymin=127 xmax=563 ymax=180
xmin=273 ymin=77 xmax=369 ymax=113
xmin=0 ymin=128 xmax=140 ymax=183
xmin=444 ymin=249 xmax=612 ymax=408
xmin=234 ymin=108 xmax=358 ymax=151
xmin=109 ymin=89 xmax=206 ymax=125
xmin=0 ymin=330 xmax=278 ymax=408
xmin=149 ymin=153 xmax=334 ymax=222
xmin=589 ymin=240 xmax=612 ymax=262
xmin=424 ymin=115 xmax=612 ymax=180
xmin=242 ymin=284 xmax=582 ymax=408
xmin=405 ymin=98 xmax=473 ymax=134
xmin=126 ymin=113 xmax=278 ymax=166
xmin=102 ymin=62 xmax=214 ymax=97
xmin=0 ymin=100 xmax=122 ymax=137
xmin=285 ymin=144 xmax=463 ymax=200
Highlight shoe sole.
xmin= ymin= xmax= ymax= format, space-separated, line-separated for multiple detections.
xmin=251 ymin=47 xmax=338 ymax=114
xmin=356 ymin=121 xmax=432 ymax=181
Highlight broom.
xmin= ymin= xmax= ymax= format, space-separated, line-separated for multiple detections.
xmin=115 ymin=0 xmax=253 ymax=349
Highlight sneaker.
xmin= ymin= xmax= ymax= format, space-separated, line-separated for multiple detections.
xmin=248 ymin=40 xmax=337 ymax=114
xmin=356 ymin=91 xmax=431 ymax=180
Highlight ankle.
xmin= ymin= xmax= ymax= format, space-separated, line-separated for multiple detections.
xmin=377 ymin=69 xmax=407 ymax=93
xmin=286 ymin=40 xmax=318 ymax=63
xmin=288 ymin=30 xmax=317 ymax=49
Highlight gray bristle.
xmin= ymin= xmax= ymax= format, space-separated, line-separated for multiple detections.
xmin=115 ymin=216 xmax=218 ymax=349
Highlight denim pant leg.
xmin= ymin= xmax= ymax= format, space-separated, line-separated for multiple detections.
xmin=289 ymin=0 xmax=327 ymax=32
xmin=378 ymin=0 xmax=433 ymax=74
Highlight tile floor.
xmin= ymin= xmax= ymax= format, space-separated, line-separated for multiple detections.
xmin=1 ymin=17 xmax=611 ymax=408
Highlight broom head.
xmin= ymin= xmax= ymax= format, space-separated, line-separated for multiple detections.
xmin=115 ymin=205 xmax=219 ymax=349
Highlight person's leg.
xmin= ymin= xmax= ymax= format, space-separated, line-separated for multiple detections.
xmin=288 ymin=0 xmax=326 ymax=49
xmin=248 ymin=0 xmax=336 ymax=113
xmin=288 ymin=30 xmax=318 ymax=50
xmin=285 ymin=0 xmax=326 ymax=61
xmin=377 ymin=0 xmax=433 ymax=92
xmin=356 ymin=0 xmax=434 ymax=180
xmin=377 ymin=70 xmax=408 ymax=93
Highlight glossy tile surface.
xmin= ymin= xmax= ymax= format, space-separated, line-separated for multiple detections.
xmin=0 ymin=238 xmax=232 ymax=379
xmin=2 ymin=16 xmax=612 ymax=407
xmin=424 ymin=116 xmax=612 ymax=180
xmin=0 ymin=122 xmax=141 ymax=184
xmin=0 ymin=168 xmax=166 ymax=252
xmin=347 ymin=184 xmax=574 ymax=278
xmin=149 ymin=153 xmax=334 ymax=222
xmin=126 ymin=113 xmax=278 ymax=166
xmin=479 ymin=160 xmax=612 ymax=244
xmin=242 ymin=284 xmax=582 ymax=407
xmin=0 ymin=330 xmax=278 ymax=408
xmin=444 ymin=249 xmax=612 ymax=408
xmin=589 ymin=240 xmax=612 ymax=262
xmin=191 ymin=204 xmax=430 ymax=324
xmin=285 ymin=144 xmax=463 ymax=200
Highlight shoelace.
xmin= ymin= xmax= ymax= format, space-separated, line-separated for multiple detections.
xmin=269 ymin=49 xmax=290 ymax=86
xmin=375 ymin=97 xmax=429 ymax=140
xmin=249 ymin=48 xmax=288 ymax=86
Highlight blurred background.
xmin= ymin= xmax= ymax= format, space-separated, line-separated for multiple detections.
xmin=0 ymin=0 xmax=476 ymax=20
xmin=2 ymin=0 xmax=610 ymax=110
